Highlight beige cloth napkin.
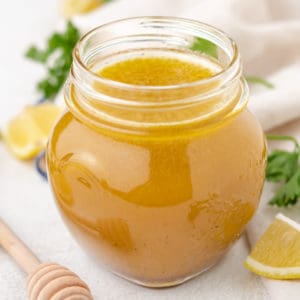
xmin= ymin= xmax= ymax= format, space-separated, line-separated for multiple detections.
xmin=74 ymin=0 xmax=300 ymax=299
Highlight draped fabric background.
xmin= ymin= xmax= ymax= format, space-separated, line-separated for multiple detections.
xmin=1 ymin=0 xmax=300 ymax=299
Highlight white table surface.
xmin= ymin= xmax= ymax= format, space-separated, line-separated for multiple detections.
xmin=0 ymin=1 xmax=298 ymax=299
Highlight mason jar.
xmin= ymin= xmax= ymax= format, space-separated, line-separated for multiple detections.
xmin=47 ymin=17 xmax=266 ymax=287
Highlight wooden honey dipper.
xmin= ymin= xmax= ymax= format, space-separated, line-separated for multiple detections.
xmin=0 ymin=219 xmax=93 ymax=300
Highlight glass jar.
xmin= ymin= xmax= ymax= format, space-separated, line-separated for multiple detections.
xmin=47 ymin=17 xmax=266 ymax=287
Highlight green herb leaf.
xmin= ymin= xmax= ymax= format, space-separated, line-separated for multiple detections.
xmin=245 ymin=76 xmax=274 ymax=89
xmin=26 ymin=46 xmax=48 ymax=63
xmin=267 ymin=135 xmax=300 ymax=146
xmin=269 ymin=169 xmax=300 ymax=206
xmin=266 ymin=135 xmax=300 ymax=206
xmin=25 ymin=21 xmax=80 ymax=100
xmin=190 ymin=37 xmax=218 ymax=59
xmin=266 ymin=150 xmax=299 ymax=182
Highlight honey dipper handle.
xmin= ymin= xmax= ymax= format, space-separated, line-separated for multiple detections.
xmin=0 ymin=219 xmax=40 ymax=274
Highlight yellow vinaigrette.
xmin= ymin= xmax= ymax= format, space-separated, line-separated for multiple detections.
xmin=47 ymin=17 xmax=266 ymax=287
xmin=99 ymin=56 xmax=216 ymax=86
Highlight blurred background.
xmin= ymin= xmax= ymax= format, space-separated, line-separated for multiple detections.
xmin=0 ymin=1 xmax=60 ymax=125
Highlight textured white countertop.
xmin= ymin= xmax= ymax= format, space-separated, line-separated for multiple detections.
xmin=0 ymin=1 xmax=298 ymax=299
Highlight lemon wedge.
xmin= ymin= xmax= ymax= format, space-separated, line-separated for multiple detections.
xmin=2 ymin=103 xmax=62 ymax=160
xmin=61 ymin=0 xmax=102 ymax=17
xmin=245 ymin=213 xmax=300 ymax=279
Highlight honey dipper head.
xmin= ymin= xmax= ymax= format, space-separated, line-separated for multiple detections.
xmin=27 ymin=263 xmax=93 ymax=300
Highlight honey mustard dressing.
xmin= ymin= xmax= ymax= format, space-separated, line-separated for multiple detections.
xmin=98 ymin=56 xmax=215 ymax=85
xmin=47 ymin=17 xmax=266 ymax=287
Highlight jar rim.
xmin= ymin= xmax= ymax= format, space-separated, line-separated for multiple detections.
xmin=74 ymin=16 xmax=240 ymax=92
xmin=67 ymin=16 xmax=247 ymax=133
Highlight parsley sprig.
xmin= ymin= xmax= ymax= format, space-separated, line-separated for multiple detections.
xmin=25 ymin=21 xmax=80 ymax=100
xmin=190 ymin=37 xmax=218 ymax=59
xmin=190 ymin=38 xmax=274 ymax=88
xmin=266 ymin=135 xmax=300 ymax=206
xmin=245 ymin=76 xmax=274 ymax=89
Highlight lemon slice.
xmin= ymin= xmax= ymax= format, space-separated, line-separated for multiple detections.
xmin=61 ymin=0 xmax=102 ymax=17
xmin=245 ymin=213 xmax=300 ymax=279
xmin=2 ymin=103 xmax=62 ymax=160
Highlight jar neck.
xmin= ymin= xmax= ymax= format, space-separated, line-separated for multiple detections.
xmin=65 ymin=17 xmax=248 ymax=135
